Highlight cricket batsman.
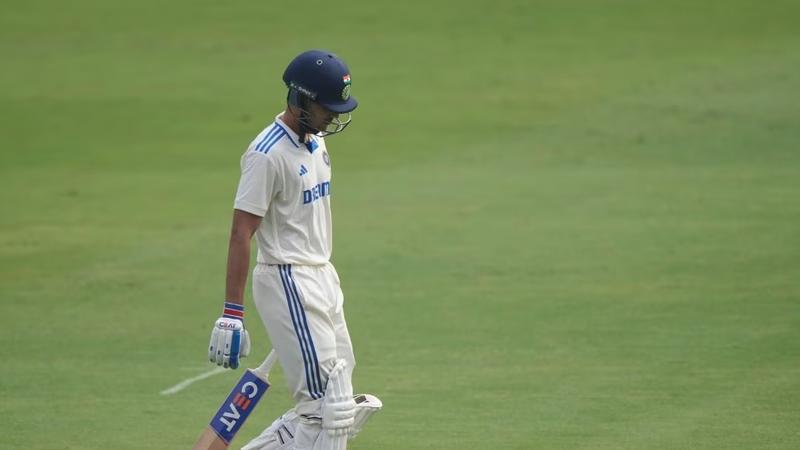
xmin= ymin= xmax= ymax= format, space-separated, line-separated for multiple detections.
xmin=207 ymin=50 xmax=380 ymax=449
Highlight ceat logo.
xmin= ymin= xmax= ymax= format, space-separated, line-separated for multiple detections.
xmin=218 ymin=381 xmax=259 ymax=431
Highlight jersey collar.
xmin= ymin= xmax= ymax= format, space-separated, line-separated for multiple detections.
xmin=305 ymin=138 xmax=319 ymax=153
xmin=274 ymin=114 xmax=319 ymax=153
xmin=274 ymin=115 xmax=301 ymax=149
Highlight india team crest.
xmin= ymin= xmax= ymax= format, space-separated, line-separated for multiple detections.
xmin=323 ymin=151 xmax=330 ymax=167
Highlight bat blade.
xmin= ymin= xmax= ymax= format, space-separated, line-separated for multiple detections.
xmin=192 ymin=351 xmax=277 ymax=450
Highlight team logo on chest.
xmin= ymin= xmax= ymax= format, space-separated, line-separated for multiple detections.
xmin=322 ymin=151 xmax=330 ymax=167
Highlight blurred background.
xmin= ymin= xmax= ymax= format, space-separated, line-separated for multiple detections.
xmin=1 ymin=1 xmax=799 ymax=448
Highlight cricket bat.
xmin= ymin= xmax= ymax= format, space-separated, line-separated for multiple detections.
xmin=192 ymin=350 xmax=278 ymax=450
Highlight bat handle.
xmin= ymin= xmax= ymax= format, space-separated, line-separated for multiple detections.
xmin=252 ymin=350 xmax=278 ymax=380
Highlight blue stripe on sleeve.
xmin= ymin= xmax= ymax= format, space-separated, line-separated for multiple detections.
xmin=260 ymin=130 xmax=287 ymax=154
xmin=254 ymin=125 xmax=282 ymax=153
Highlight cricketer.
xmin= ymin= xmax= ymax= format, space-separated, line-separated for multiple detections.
xmin=206 ymin=50 xmax=381 ymax=450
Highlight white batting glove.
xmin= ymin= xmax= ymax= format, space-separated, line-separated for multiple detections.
xmin=322 ymin=359 xmax=357 ymax=437
xmin=349 ymin=394 xmax=382 ymax=439
xmin=208 ymin=302 xmax=251 ymax=369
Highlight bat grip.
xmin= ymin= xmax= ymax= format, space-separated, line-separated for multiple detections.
xmin=252 ymin=350 xmax=278 ymax=380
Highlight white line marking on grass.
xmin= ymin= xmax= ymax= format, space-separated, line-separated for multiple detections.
xmin=160 ymin=366 xmax=228 ymax=395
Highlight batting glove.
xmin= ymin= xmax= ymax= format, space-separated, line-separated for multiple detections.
xmin=322 ymin=359 xmax=357 ymax=437
xmin=208 ymin=302 xmax=251 ymax=369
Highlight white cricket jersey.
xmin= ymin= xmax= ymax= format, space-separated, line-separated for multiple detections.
xmin=234 ymin=114 xmax=333 ymax=265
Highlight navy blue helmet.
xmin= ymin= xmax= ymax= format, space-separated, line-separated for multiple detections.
xmin=283 ymin=50 xmax=358 ymax=114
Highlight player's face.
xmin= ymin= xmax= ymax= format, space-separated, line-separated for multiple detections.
xmin=307 ymin=102 xmax=352 ymax=135
xmin=307 ymin=102 xmax=336 ymax=130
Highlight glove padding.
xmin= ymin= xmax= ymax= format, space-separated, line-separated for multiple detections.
xmin=208 ymin=317 xmax=251 ymax=369
xmin=349 ymin=394 xmax=382 ymax=439
xmin=322 ymin=359 xmax=357 ymax=437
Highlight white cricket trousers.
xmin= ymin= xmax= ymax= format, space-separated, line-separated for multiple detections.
xmin=252 ymin=262 xmax=355 ymax=416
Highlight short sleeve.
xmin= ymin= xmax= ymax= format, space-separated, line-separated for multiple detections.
xmin=233 ymin=151 xmax=281 ymax=217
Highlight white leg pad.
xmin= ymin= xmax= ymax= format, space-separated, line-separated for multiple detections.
xmin=242 ymin=361 xmax=381 ymax=450
xmin=240 ymin=393 xmax=381 ymax=450
xmin=240 ymin=410 xmax=299 ymax=450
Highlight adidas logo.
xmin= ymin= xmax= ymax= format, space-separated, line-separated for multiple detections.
xmin=299 ymin=165 xmax=308 ymax=176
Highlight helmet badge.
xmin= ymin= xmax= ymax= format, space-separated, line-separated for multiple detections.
xmin=341 ymin=74 xmax=352 ymax=100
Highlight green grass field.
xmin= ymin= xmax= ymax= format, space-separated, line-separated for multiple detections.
xmin=2 ymin=0 xmax=799 ymax=448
